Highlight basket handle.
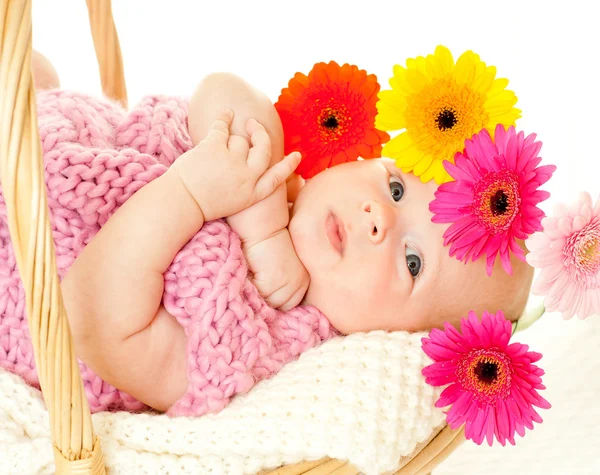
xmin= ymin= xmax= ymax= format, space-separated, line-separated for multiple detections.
xmin=0 ymin=0 xmax=107 ymax=472
xmin=86 ymin=0 xmax=127 ymax=107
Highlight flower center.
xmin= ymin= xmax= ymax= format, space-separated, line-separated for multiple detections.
xmin=491 ymin=190 xmax=509 ymax=215
xmin=323 ymin=115 xmax=339 ymax=129
xmin=436 ymin=108 xmax=458 ymax=131
xmin=474 ymin=361 xmax=498 ymax=384
xmin=472 ymin=168 xmax=521 ymax=233
xmin=565 ymin=219 xmax=600 ymax=277
xmin=457 ymin=348 xmax=512 ymax=405
xmin=404 ymin=79 xmax=488 ymax=158
xmin=317 ymin=105 xmax=350 ymax=142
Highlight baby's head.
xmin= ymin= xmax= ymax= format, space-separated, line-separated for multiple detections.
xmin=289 ymin=158 xmax=533 ymax=334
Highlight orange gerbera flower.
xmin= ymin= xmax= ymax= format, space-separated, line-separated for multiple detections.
xmin=275 ymin=61 xmax=389 ymax=179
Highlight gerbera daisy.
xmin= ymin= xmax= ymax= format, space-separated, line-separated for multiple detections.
xmin=429 ymin=124 xmax=556 ymax=275
xmin=376 ymin=45 xmax=520 ymax=184
xmin=526 ymin=192 xmax=600 ymax=319
xmin=422 ymin=311 xmax=550 ymax=446
xmin=274 ymin=61 xmax=389 ymax=179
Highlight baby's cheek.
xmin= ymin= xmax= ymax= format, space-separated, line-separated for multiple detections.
xmin=336 ymin=277 xmax=395 ymax=332
xmin=357 ymin=272 xmax=418 ymax=331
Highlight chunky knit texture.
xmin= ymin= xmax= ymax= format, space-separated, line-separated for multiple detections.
xmin=0 ymin=91 xmax=335 ymax=417
xmin=0 ymin=331 xmax=445 ymax=475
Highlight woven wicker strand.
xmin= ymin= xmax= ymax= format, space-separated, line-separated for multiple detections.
xmin=86 ymin=0 xmax=127 ymax=107
xmin=0 ymin=0 xmax=104 ymax=473
xmin=395 ymin=426 xmax=466 ymax=475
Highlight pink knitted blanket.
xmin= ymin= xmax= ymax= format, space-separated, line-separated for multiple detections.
xmin=0 ymin=91 xmax=335 ymax=417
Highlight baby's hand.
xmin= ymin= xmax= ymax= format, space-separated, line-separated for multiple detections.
xmin=245 ymin=231 xmax=310 ymax=310
xmin=172 ymin=109 xmax=301 ymax=221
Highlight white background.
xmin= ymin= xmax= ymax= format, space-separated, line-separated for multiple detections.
xmin=32 ymin=1 xmax=599 ymax=473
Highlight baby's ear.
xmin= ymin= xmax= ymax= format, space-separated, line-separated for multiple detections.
xmin=286 ymin=173 xmax=305 ymax=203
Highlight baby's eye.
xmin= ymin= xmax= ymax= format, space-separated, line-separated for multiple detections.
xmin=406 ymin=247 xmax=422 ymax=278
xmin=389 ymin=177 xmax=405 ymax=202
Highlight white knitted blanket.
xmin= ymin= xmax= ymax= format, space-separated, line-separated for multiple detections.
xmin=0 ymin=331 xmax=444 ymax=475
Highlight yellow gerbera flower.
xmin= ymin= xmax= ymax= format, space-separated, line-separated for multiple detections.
xmin=376 ymin=45 xmax=521 ymax=184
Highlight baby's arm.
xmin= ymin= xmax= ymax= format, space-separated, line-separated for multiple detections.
xmin=62 ymin=169 xmax=196 ymax=410
xmin=188 ymin=73 xmax=309 ymax=310
xmin=61 ymin=111 xmax=299 ymax=411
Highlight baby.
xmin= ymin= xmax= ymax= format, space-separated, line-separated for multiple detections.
xmin=32 ymin=56 xmax=533 ymax=413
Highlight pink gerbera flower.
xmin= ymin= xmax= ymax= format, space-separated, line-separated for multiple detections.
xmin=429 ymin=124 xmax=556 ymax=275
xmin=526 ymin=192 xmax=600 ymax=319
xmin=422 ymin=311 xmax=550 ymax=446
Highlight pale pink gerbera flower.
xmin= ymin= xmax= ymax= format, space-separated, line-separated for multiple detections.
xmin=422 ymin=311 xmax=550 ymax=446
xmin=430 ymin=124 xmax=556 ymax=275
xmin=526 ymin=192 xmax=600 ymax=319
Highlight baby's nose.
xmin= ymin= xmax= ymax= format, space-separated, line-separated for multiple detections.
xmin=361 ymin=200 xmax=395 ymax=244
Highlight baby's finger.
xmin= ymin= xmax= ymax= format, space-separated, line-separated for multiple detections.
xmin=286 ymin=173 xmax=304 ymax=203
xmin=254 ymin=152 xmax=301 ymax=202
xmin=246 ymin=118 xmax=272 ymax=171
xmin=263 ymin=279 xmax=308 ymax=310
xmin=277 ymin=284 xmax=309 ymax=311
xmin=205 ymin=108 xmax=234 ymax=144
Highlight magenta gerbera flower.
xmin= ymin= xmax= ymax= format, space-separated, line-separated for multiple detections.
xmin=429 ymin=124 xmax=556 ymax=275
xmin=526 ymin=192 xmax=600 ymax=319
xmin=422 ymin=311 xmax=550 ymax=446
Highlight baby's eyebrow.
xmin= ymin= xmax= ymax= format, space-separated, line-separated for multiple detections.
xmin=382 ymin=161 xmax=399 ymax=173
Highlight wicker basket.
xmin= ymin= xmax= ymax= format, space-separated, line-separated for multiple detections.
xmin=0 ymin=0 xmax=466 ymax=473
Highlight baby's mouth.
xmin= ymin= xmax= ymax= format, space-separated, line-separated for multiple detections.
xmin=325 ymin=212 xmax=345 ymax=255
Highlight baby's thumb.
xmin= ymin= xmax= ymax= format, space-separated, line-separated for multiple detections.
xmin=255 ymin=152 xmax=301 ymax=201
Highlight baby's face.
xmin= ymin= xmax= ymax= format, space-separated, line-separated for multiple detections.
xmin=289 ymin=158 xmax=495 ymax=334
